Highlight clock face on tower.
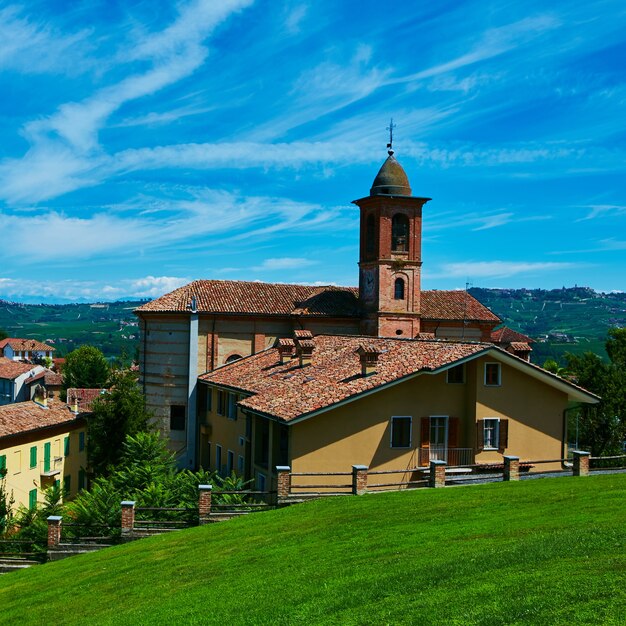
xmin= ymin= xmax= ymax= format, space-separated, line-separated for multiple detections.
xmin=362 ymin=268 xmax=376 ymax=302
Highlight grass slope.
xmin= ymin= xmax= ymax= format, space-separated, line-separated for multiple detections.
xmin=1 ymin=475 xmax=625 ymax=625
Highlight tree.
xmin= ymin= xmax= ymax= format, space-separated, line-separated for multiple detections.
xmin=0 ymin=329 xmax=7 ymax=341
xmin=62 ymin=345 xmax=110 ymax=393
xmin=87 ymin=370 xmax=152 ymax=475
xmin=565 ymin=330 xmax=626 ymax=456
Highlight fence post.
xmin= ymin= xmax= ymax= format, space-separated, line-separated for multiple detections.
xmin=503 ymin=455 xmax=520 ymax=481
xmin=121 ymin=500 xmax=136 ymax=535
xmin=276 ymin=466 xmax=291 ymax=502
xmin=429 ymin=460 xmax=446 ymax=488
xmin=573 ymin=450 xmax=591 ymax=477
xmin=352 ymin=465 xmax=368 ymax=495
xmin=47 ymin=515 xmax=62 ymax=548
xmin=198 ymin=484 xmax=212 ymax=524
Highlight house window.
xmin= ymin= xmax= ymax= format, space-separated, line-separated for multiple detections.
xmin=484 ymin=363 xmax=501 ymax=386
xmin=64 ymin=436 xmax=70 ymax=456
xmin=30 ymin=446 xmax=37 ymax=469
xmin=0 ymin=454 xmax=6 ymax=476
xmin=79 ymin=432 xmax=85 ymax=452
xmin=227 ymin=393 xmax=238 ymax=420
xmin=238 ymin=455 xmax=245 ymax=473
xmin=170 ymin=405 xmax=186 ymax=431
xmin=217 ymin=391 xmax=226 ymax=416
xmin=391 ymin=214 xmax=409 ymax=252
xmin=257 ymin=472 xmax=267 ymax=492
xmin=78 ymin=469 xmax=86 ymax=490
xmin=227 ymin=450 xmax=234 ymax=475
xmin=390 ymin=416 xmax=412 ymax=448
xmin=225 ymin=354 xmax=242 ymax=364
xmin=216 ymin=445 xmax=223 ymax=475
xmin=483 ymin=418 xmax=500 ymax=450
xmin=29 ymin=488 xmax=37 ymax=509
xmin=447 ymin=364 xmax=465 ymax=384
xmin=394 ymin=278 xmax=405 ymax=300
xmin=64 ymin=475 xmax=71 ymax=495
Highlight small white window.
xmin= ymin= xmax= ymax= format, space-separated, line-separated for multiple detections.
xmin=390 ymin=416 xmax=412 ymax=448
xmin=484 ymin=362 xmax=501 ymax=386
xmin=483 ymin=418 xmax=500 ymax=450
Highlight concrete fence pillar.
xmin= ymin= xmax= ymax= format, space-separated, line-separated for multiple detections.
xmin=47 ymin=515 xmax=62 ymax=548
xmin=276 ymin=466 xmax=291 ymax=501
xmin=198 ymin=484 xmax=212 ymax=523
xmin=573 ymin=451 xmax=591 ymax=477
xmin=352 ymin=465 xmax=368 ymax=495
xmin=503 ymin=455 xmax=520 ymax=481
xmin=429 ymin=460 xmax=446 ymax=488
xmin=121 ymin=500 xmax=136 ymax=534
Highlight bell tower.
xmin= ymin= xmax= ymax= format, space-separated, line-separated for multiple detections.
xmin=353 ymin=133 xmax=431 ymax=338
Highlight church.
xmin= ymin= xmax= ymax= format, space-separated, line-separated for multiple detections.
xmin=135 ymin=148 xmax=540 ymax=469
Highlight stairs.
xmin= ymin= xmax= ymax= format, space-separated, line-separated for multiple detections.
xmin=0 ymin=557 xmax=41 ymax=574
xmin=48 ymin=542 xmax=116 ymax=562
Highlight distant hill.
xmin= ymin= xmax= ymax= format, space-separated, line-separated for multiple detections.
xmin=470 ymin=286 xmax=626 ymax=363
xmin=1 ymin=286 xmax=622 ymax=364
xmin=0 ymin=299 xmax=145 ymax=359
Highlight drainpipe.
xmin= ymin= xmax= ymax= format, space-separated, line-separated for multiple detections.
xmin=186 ymin=299 xmax=199 ymax=469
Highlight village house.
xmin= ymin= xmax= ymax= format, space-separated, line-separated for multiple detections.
xmin=0 ymin=338 xmax=55 ymax=363
xmin=135 ymin=149 xmax=536 ymax=468
xmin=198 ymin=332 xmax=598 ymax=488
xmin=0 ymin=358 xmax=45 ymax=406
xmin=0 ymin=393 xmax=88 ymax=509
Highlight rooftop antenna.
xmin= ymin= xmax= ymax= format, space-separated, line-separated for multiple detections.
xmin=386 ymin=118 xmax=396 ymax=156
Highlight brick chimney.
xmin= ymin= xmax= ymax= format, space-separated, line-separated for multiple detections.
xmin=277 ymin=338 xmax=295 ymax=365
xmin=296 ymin=338 xmax=315 ymax=367
xmin=70 ymin=394 xmax=79 ymax=414
xmin=357 ymin=345 xmax=383 ymax=376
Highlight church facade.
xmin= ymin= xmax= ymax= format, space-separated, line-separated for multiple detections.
xmin=135 ymin=151 xmax=529 ymax=468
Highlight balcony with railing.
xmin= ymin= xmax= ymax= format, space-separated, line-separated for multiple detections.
xmin=418 ymin=446 xmax=474 ymax=467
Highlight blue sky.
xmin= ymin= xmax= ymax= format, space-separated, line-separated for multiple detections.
xmin=1 ymin=0 xmax=625 ymax=303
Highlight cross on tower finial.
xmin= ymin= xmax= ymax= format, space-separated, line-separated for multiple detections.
xmin=386 ymin=118 xmax=396 ymax=155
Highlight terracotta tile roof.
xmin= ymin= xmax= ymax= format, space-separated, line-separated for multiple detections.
xmin=66 ymin=388 xmax=108 ymax=411
xmin=199 ymin=335 xmax=489 ymax=421
xmin=135 ymin=280 xmax=360 ymax=317
xmin=135 ymin=280 xmax=499 ymax=324
xmin=508 ymin=342 xmax=532 ymax=352
xmin=491 ymin=326 xmax=534 ymax=344
xmin=24 ymin=369 xmax=63 ymax=386
xmin=0 ymin=400 xmax=84 ymax=440
xmin=420 ymin=290 xmax=500 ymax=322
xmin=0 ymin=338 xmax=55 ymax=352
xmin=0 ymin=358 xmax=39 ymax=380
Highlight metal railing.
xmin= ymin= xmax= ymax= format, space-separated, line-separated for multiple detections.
xmin=418 ymin=447 xmax=474 ymax=467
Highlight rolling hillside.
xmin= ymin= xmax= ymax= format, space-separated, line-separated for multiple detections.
xmin=0 ymin=474 xmax=624 ymax=625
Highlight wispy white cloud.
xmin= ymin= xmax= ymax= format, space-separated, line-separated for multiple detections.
xmin=430 ymin=260 xmax=578 ymax=280
xmin=577 ymin=204 xmax=626 ymax=220
xmin=252 ymin=257 xmax=317 ymax=271
xmin=0 ymin=5 xmax=93 ymax=74
xmin=0 ymin=275 xmax=189 ymax=302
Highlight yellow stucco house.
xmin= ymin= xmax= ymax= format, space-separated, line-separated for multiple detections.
xmin=198 ymin=332 xmax=598 ymax=490
xmin=0 ymin=397 xmax=88 ymax=510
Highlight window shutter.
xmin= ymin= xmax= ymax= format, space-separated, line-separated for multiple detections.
xmin=420 ymin=417 xmax=430 ymax=448
xmin=476 ymin=420 xmax=484 ymax=451
xmin=448 ymin=417 xmax=459 ymax=448
xmin=498 ymin=419 xmax=509 ymax=451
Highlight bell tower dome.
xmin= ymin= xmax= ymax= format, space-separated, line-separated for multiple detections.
xmin=353 ymin=131 xmax=431 ymax=338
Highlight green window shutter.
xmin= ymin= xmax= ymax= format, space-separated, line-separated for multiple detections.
xmin=30 ymin=446 xmax=37 ymax=468
xmin=44 ymin=442 xmax=51 ymax=472
xmin=54 ymin=479 xmax=60 ymax=489
xmin=64 ymin=436 xmax=70 ymax=456
xmin=64 ymin=475 xmax=71 ymax=495
xmin=29 ymin=488 xmax=37 ymax=509
xmin=78 ymin=469 xmax=85 ymax=490
xmin=79 ymin=432 xmax=85 ymax=452
xmin=0 ymin=454 xmax=6 ymax=474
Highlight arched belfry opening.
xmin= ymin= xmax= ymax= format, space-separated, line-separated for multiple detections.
xmin=394 ymin=277 xmax=405 ymax=300
xmin=391 ymin=214 xmax=409 ymax=252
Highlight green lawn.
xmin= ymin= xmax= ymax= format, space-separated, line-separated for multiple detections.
xmin=1 ymin=475 xmax=625 ymax=625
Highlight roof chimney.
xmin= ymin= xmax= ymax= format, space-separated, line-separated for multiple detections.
xmin=277 ymin=338 xmax=295 ymax=365
xmin=296 ymin=339 xmax=315 ymax=367
xmin=70 ymin=394 xmax=79 ymax=414
xmin=357 ymin=345 xmax=383 ymax=377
